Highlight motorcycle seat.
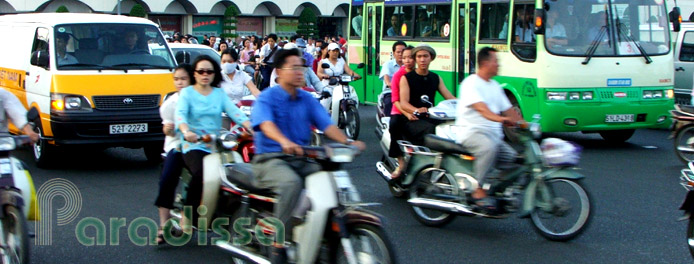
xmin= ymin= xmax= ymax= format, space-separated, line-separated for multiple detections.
xmin=424 ymin=134 xmax=473 ymax=156
xmin=224 ymin=163 xmax=276 ymax=196
xmin=680 ymin=105 xmax=694 ymax=115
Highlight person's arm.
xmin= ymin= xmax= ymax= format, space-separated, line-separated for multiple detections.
xmin=0 ymin=90 xmax=38 ymax=142
xmin=343 ymin=61 xmax=360 ymax=79
xmin=399 ymin=76 xmax=423 ymax=115
xmin=245 ymin=80 xmax=261 ymax=97
xmin=175 ymin=89 xmax=197 ymax=142
xmin=383 ymin=74 xmax=392 ymax=87
xmin=306 ymin=69 xmax=327 ymax=93
xmin=259 ymin=121 xmax=302 ymax=154
xmin=469 ymin=102 xmax=510 ymax=124
xmin=438 ymin=76 xmax=456 ymax=100
xmin=160 ymin=95 xmax=176 ymax=136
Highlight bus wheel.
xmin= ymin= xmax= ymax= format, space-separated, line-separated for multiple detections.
xmin=503 ymin=95 xmax=523 ymax=143
xmin=599 ymin=129 xmax=635 ymax=143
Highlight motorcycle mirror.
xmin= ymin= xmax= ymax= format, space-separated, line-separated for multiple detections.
xmin=421 ymin=95 xmax=433 ymax=107
xmin=329 ymin=78 xmax=338 ymax=86
xmin=26 ymin=107 xmax=39 ymax=121
xmin=321 ymin=63 xmax=331 ymax=69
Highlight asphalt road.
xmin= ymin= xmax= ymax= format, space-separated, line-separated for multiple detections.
xmin=24 ymin=105 xmax=690 ymax=263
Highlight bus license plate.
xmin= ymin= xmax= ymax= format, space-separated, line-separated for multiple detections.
xmin=605 ymin=114 xmax=634 ymax=123
xmin=109 ymin=123 xmax=148 ymax=134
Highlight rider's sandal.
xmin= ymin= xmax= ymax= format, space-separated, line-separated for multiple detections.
xmin=388 ymin=167 xmax=402 ymax=183
xmin=156 ymin=228 xmax=166 ymax=245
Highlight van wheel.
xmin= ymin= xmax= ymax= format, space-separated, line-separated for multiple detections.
xmin=32 ymin=126 xmax=54 ymax=169
xmin=143 ymin=144 xmax=163 ymax=164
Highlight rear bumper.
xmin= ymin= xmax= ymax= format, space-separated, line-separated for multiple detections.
xmin=48 ymin=108 xmax=164 ymax=147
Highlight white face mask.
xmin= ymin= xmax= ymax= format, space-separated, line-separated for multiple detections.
xmin=222 ymin=62 xmax=237 ymax=74
xmin=315 ymin=47 xmax=321 ymax=52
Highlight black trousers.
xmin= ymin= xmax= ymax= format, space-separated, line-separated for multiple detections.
xmin=154 ymin=149 xmax=184 ymax=209
xmin=181 ymin=150 xmax=209 ymax=224
xmin=388 ymin=114 xmax=407 ymax=158
xmin=404 ymin=118 xmax=440 ymax=146
xmin=259 ymin=65 xmax=274 ymax=90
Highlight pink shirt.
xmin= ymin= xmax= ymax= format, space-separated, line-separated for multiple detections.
xmin=390 ymin=67 xmax=408 ymax=115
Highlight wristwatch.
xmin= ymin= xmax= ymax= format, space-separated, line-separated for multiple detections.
xmin=344 ymin=139 xmax=354 ymax=145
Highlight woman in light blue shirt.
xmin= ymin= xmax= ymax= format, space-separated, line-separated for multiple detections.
xmin=175 ymin=55 xmax=251 ymax=231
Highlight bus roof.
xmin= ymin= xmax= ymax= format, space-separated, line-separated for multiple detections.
xmin=0 ymin=13 xmax=158 ymax=27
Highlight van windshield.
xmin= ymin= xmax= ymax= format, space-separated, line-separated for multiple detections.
xmin=54 ymin=23 xmax=175 ymax=70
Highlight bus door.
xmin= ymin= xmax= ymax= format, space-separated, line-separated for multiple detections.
xmin=364 ymin=2 xmax=383 ymax=104
xmin=457 ymin=0 xmax=478 ymax=85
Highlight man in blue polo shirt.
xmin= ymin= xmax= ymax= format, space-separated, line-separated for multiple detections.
xmin=250 ymin=48 xmax=365 ymax=262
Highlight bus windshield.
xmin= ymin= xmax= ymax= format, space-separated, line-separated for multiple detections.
xmin=545 ymin=0 xmax=670 ymax=57
xmin=54 ymin=23 xmax=175 ymax=70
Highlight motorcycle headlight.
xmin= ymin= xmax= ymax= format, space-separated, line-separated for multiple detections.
xmin=333 ymin=171 xmax=361 ymax=204
xmin=0 ymin=137 xmax=16 ymax=151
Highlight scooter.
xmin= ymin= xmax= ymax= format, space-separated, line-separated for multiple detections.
xmin=0 ymin=107 xmax=41 ymax=264
xmin=214 ymin=144 xmax=396 ymax=264
xmin=404 ymin=116 xmax=592 ymax=241
xmin=678 ymin=162 xmax=694 ymax=259
xmin=375 ymin=95 xmax=457 ymax=198
xmin=320 ymin=63 xmax=364 ymax=140
xmin=671 ymin=104 xmax=694 ymax=164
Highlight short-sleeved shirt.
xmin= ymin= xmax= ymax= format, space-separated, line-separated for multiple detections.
xmin=175 ymin=86 xmax=248 ymax=154
xmin=546 ymin=23 xmax=567 ymax=39
xmin=390 ymin=67 xmax=408 ymax=115
xmin=455 ymin=75 xmax=512 ymax=142
xmin=515 ymin=24 xmax=535 ymax=42
xmin=160 ymin=93 xmax=180 ymax=153
xmin=320 ymin=58 xmax=346 ymax=86
xmin=220 ymin=70 xmax=253 ymax=104
xmin=379 ymin=59 xmax=401 ymax=90
xmin=260 ymin=44 xmax=279 ymax=63
xmin=0 ymin=88 xmax=28 ymax=133
xmin=303 ymin=51 xmax=314 ymax=68
xmin=251 ymin=86 xmax=332 ymax=154
xmin=57 ymin=53 xmax=78 ymax=65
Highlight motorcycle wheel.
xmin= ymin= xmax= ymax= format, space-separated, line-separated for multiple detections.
xmin=530 ymin=179 xmax=592 ymax=242
xmin=688 ymin=216 xmax=694 ymax=259
xmin=674 ymin=124 xmax=694 ymax=164
xmin=343 ymin=105 xmax=360 ymax=140
xmin=408 ymin=168 xmax=457 ymax=227
xmin=335 ymin=224 xmax=397 ymax=264
xmin=0 ymin=205 xmax=29 ymax=264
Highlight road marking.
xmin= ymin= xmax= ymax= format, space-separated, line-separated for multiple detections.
xmin=641 ymin=146 xmax=658 ymax=149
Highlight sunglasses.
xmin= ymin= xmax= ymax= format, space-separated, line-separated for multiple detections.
xmin=195 ymin=69 xmax=215 ymax=75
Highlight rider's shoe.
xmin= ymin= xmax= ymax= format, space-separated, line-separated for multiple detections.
xmin=270 ymin=247 xmax=287 ymax=264
xmin=472 ymin=196 xmax=498 ymax=213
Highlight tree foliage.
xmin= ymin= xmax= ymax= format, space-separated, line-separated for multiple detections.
xmin=129 ymin=4 xmax=146 ymax=18
xmin=297 ymin=7 xmax=319 ymax=38
xmin=222 ymin=5 xmax=240 ymax=39
xmin=56 ymin=5 xmax=69 ymax=13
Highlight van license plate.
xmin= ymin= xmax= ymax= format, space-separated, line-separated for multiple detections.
xmin=605 ymin=114 xmax=634 ymax=123
xmin=109 ymin=123 xmax=148 ymax=134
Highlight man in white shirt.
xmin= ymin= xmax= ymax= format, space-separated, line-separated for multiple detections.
xmin=455 ymin=47 xmax=523 ymax=210
xmin=379 ymin=41 xmax=406 ymax=91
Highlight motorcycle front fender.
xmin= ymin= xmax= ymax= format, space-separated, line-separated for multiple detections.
xmin=343 ymin=207 xmax=383 ymax=227
xmin=519 ymin=168 xmax=584 ymax=218
xmin=201 ymin=153 xmax=223 ymax=229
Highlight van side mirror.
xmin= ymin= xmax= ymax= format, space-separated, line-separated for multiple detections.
xmin=671 ymin=7 xmax=682 ymax=32
xmin=175 ymin=51 xmax=190 ymax=64
xmin=321 ymin=63 xmax=330 ymax=69
xmin=30 ymin=51 xmax=49 ymax=68
xmin=534 ymin=9 xmax=545 ymax=35
xmin=26 ymin=107 xmax=39 ymax=121
xmin=357 ymin=63 xmax=365 ymax=69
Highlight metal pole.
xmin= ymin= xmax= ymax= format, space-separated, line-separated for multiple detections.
xmin=117 ymin=0 xmax=121 ymax=15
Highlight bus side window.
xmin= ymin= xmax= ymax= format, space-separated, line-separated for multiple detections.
xmin=510 ymin=3 xmax=537 ymax=62
xmin=350 ymin=5 xmax=363 ymax=39
xmin=413 ymin=4 xmax=452 ymax=40
xmin=479 ymin=1 xmax=509 ymax=43
xmin=383 ymin=6 xmax=414 ymax=38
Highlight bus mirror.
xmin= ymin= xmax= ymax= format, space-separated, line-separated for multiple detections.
xmin=534 ymin=9 xmax=545 ymax=35
xmin=671 ymin=7 xmax=682 ymax=32
xmin=357 ymin=63 xmax=365 ymax=69
xmin=30 ymin=51 xmax=49 ymax=68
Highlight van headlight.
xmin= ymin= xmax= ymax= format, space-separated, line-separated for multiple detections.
xmin=51 ymin=93 xmax=92 ymax=112
xmin=0 ymin=137 xmax=16 ymax=151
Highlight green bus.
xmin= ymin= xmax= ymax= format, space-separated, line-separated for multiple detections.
xmin=346 ymin=0 xmax=679 ymax=142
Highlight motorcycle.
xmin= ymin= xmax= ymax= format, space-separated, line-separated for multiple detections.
xmin=678 ymin=162 xmax=694 ymax=259
xmin=0 ymin=107 xmax=41 ymax=264
xmin=402 ymin=115 xmax=592 ymax=241
xmin=671 ymin=104 xmax=694 ymax=164
xmin=375 ymin=95 xmax=457 ymax=198
xmin=214 ymin=144 xmax=396 ymax=264
xmin=320 ymin=63 xmax=364 ymax=140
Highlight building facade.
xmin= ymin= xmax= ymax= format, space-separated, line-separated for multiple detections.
xmin=0 ymin=0 xmax=350 ymax=40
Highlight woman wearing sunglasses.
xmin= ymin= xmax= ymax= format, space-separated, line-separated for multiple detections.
xmin=175 ymin=55 xmax=252 ymax=232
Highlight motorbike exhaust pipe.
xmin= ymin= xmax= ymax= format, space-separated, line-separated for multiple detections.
xmin=215 ymin=241 xmax=271 ymax=264
xmin=408 ymin=197 xmax=474 ymax=215
xmin=376 ymin=161 xmax=392 ymax=182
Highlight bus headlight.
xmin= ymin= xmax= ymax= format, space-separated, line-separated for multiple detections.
xmin=667 ymin=89 xmax=675 ymax=99
xmin=569 ymin=92 xmax=580 ymax=100
xmin=643 ymin=91 xmax=653 ymax=99
xmin=582 ymin=92 xmax=593 ymax=100
xmin=652 ymin=91 xmax=663 ymax=98
xmin=547 ymin=92 xmax=567 ymax=101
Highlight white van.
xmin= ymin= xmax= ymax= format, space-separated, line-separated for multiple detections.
xmin=674 ymin=22 xmax=694 ymax=105
xmin=0 ymin=13 xmax=177 ymax=167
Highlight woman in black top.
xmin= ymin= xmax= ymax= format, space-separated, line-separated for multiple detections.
xmin=398 ymin=45 xmax=456 ymax=145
